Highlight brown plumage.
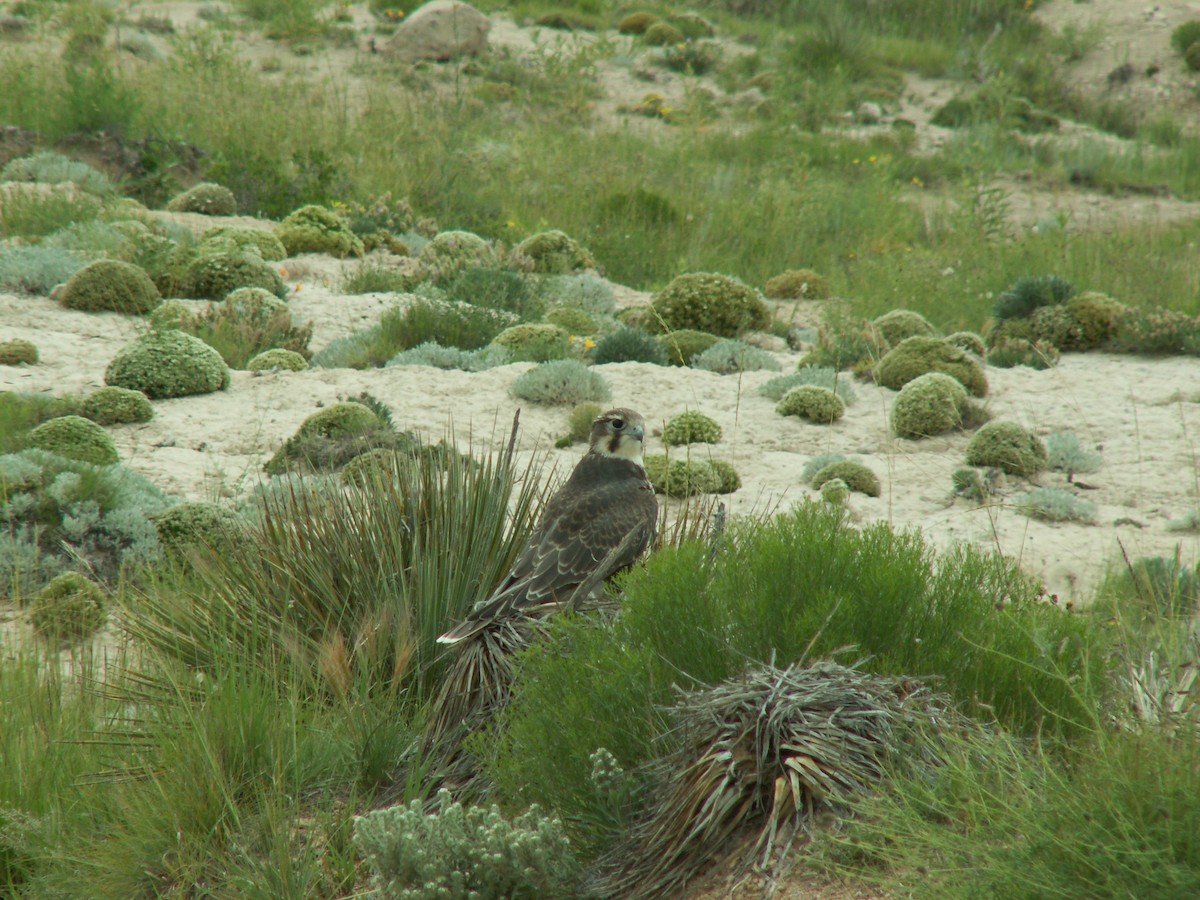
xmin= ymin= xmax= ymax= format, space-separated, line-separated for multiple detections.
xmin=437 ymin=407 xmax=658 ymax=645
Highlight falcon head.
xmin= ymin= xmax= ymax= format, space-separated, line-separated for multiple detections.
xmin=588 ymin=408 xmax=646 ymax=462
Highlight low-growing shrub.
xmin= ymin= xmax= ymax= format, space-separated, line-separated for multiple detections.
xmin=80 ymin=386 xmax=153 ymax=425
xmin=1171 ymin=20 xmax=1200 ymax=64
xmin=776 ymin=385 xmax=844 ymax=423
xmin=419 ymin=230 xmax=495 ymax=281
xmin=656 ymin=329 xmax=719 ymax=366
xmin=662 ymin=410 xmax=722 ymax=445
xmin=644 ymin=454 xmax=721 ymax=497
xmin=802 ymin=452 xmax=848 ymax=484
xmin=386 ymin=299 xmax=519 ymax=355
xmin=1112 ymin=553 xmax=1200 ymax=618
xmin=445 ymin=266 xmax=542 ymax=319
xmin=759 ymin=365 xmax=856 ymax=404
xmin=0 ymin=339 xmax=38 ymax=365
xmin=1063 ymin=292 xmax=1125 ymax=350
xmin=186 ymin=287 xmax=312 ymax=369
xmin=763 ymin=268 xmax=831 ymax=300
xmin=385 ymin=342 xmax=510 ymax=372
xmin=820 ymin=477 xmax=850 ymax=504
xmin=178 ymin=248 xmax=287 ymax=301
xmin=515 ymin=229 xmax=595 ymax=274
xmin=153 ymin=500 xmax=244 ymax=562
xmin=661 ymin=40 xmax=721 ymax=75
xmin=509 ymin=360 xmax=612 ymax=405
xmin=566 ymin=402 xmax=604 ymax=444
xmin=952 ymin=466 xmax=1005 ymax=502
xmin=275 ymin=204 xmax=364 ymax=258
xmin=264 ymin=401 xmax=392 ymax=476
xmin=644 ymin=21 xmax=684 ymax=45
xmin=591 ymin=326 xmax=667 ymax=365
xmin=105 ymin=330 xmax=231 ymax=399
xmin=691 ymin=339 xmax=780 ymax=374
xmin=1013 ymin=487 xmax=1097 ymax=523
xmin=492 ymin=324 xmax=572 ymax=362
xmin=810 ymin=460 xmax=881 ymax=497
xmin=872 ymin=309 xmax=937 ymax=346
xmin=945 ymin=331 xmax=986 ymax=357
xmin=198 ymin=225 xmax=287 ymax=261
xmin=965 ymin=422 xmax=1048 ymax=476
xmin=987 ymin=336 xmax=1061 ymax=369
xmin=543 ymin=305 xmax=600 ymax=335
xmin=648 ymin=273 xmax=771 ymax=338
xmin=993 ymin=274 xmax=1075 ymax=321
xmin=1045 ymin=431 xmax=1101 ymax=478
xmin=1 ymin=151 xmax=114 ymax=195
xmin=246 ymin=348 xmax=309 ymax=372
xmin=799 ymin=320 xmax=888 ymax=372
xmin=890 ymin=372 xmax=968 ymax=439
xmin=166 ymin=182 xmax=237 ymax=215
xmin=28 ymin=572 xmax=107 ymax=644
xmin=617 ymin=11 xmax=659 ymax=34
xmin=28 ymin=415 xmax=118 ymax=465
xmin=874 ymin=336 xmax=987 ymax=396
xmin=1108 ymin=307 xmax=1200 ymax=355
xmin=57 ymin=259 xmax=162 ymax=314
xmin=538 ymin=273 xmax=616 ymax=317
xmin=0 ymin=245 xmax=89 ymax=294
xmin=706 ymin=458 xmax=741 ymax=493
xmin=342 ymin=260 xmax=420 ymax=294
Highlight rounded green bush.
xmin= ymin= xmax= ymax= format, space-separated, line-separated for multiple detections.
xmin=153 ymin=501 xmax=243 ymax=561
xmin=663 ymin=410 xmax=722 ymax=445
xmin=340 ymin=448 xmax=405 ymax=488
xmin=692 ymin=339 xmax=780 ymax=374
xmin=29 ymin=415 xmax=119 ymax=465
xmin=275 ymin=205 xmax=364 ymax=258
xmin=265 ymin=402 xmax=385 ymax=475
xmin=81 ymin=386 xmax=153 ymax=426
xmin=247 ymin=348 xmax=309 ymax=372
xmin=820 ymin=477 xmax=850 ymax=504
xmin=617 ymin=11 xmax=659 ymax=34
xmin=199 ymin=225 xmax=287 ymax=261
xmin=945 ymin=331 xmax=986 ymax=357
xmin=515 ymin=230 xmax=596 ymax=274
xmin=1064 ymin=292 xmax=1126 ymax=350
xmin=993 ymin=274 xmax=1074 ymax=321
xmin=419 ymin=230 xmax=491 ymax=278
xmin=644 ymin=21 xmax=684 ymax=45
xmin=180 ymin=249 xmax=287 ymax=301
xmin=492 ymin=324 xmax=572 ymax=362
xmin=223 ymin=286 xmax=290 ymax=319
xmin=776 ymin=385 xmax=845 ymax=423
xmin=105 ymin=330 xmax=231 ymax=399
xmin=543 ymin=306 xmax=600 ymax=335
xmin=656 ymin=329 xmax=719 ymax=366
xmin=509 ymin=360 xmax=612 ymax=405
xmin=810 ymin=460 xmax=881 ymax=497
xmin=670 ymin=11 xmax=716 ymax=38
xmin=872 ymin=309 xmax=937 ymax=346
xmin=566 ymin=402 xmax=604 ymax=443
xmin=1028 ymin=304 xmax=1081 ymax=349
xmin=891 ymin=372 xmax=968 ymax=439
xmin=644 ymin=454 xmax=721 ymax=497
xmin=0 ymin=339 xmax=38 ymax=365
xmin=874 ymin=336 xmax=988 ymax=397
xmin=591 ymin=326 xmax=668 ymax=365
xmin=762 ymin=268 xmax=831 ymax=300
xmin=707 ymin=458 xmax=741 ymax=493
xmin=166 ymin=182 xmax=237 ymax=215
xmin=58 ymin=259 xmax=162 ymax=315
xmin=649 ymin=273 xmax=772 ymax=338
xmin=148 ymin=301 xmax=197 ymax=331
xmin=29 ymin=572 xmax=107 ymax=644
xmin=965 ymin=422 xmax=1048 ymax=477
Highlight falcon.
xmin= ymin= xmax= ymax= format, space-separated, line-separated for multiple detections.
xmin=437 ymin=407 xmax=658 ymax=645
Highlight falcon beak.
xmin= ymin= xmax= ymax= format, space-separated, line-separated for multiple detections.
xmin=629 ymin=423 xmax=644 ymax=442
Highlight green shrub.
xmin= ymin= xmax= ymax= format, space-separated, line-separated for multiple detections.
xmin=776 ymin=385 xmax=844 ymax=423
xmin=987 ymin=336 xmax=1061 ymax=369
xmin=153 ymin=501 xmax=244 ymax=561
xmin=28 ymin=572 xmax=107 ymax=644
xmin=874 ymin=336 xmax=988 ymax=396
xmin=246 ymin=348 xmax=309 ymax=371
xmin=656 ymin=329 xmax=719 ymax=366
xmin=644 ymin=454 xmax=721 ymax=497
xmin=105 ymin=330 xmax=231 ymax=399
xmin=691 ymin=339 xmax=780 ymax=374
xmin=80 ymin=386 xmax=153 ymax=425
xmin=617 ymin=11 xmax=659 ymax=34
xmin=166 ymin=182 xmax=237 ymax=215
xmin=28 ymin=415 xmax=118 ymax=465
xmin=419 ymin=230 xmax=493 ymax=281
xmin=542 ymin=305 xmax=600 ymax=335
xmin=515 ymin=229 xmax=596 ymax=275
xmin=648 ymin=273 xmax=771 ymax=338
xmin=354 ymin=791 xmax=579 ymax=900
xmin=591 ymin=326 xmax=667 ymax=365
xmin=0 ymin=339 xmax=38 ymax=365
xmin=57 ymin=259 xmax=162 ymax=314
xmin=663 ymin=410 xmax=722 ymax=445
xmin=565 ymin=402 xmax=603 ymax=444
xmin=763 ymin=268 xmax=830 ymax=301
xmin=1045 ymin=432 xmax=1101 ymax=478
xmin=669 ymin=11 xmax=715 ymax=38
xmin=993 ymin=274 xmax=1075 ymax=321
xmin=275 ymin=204 xmax=364 ymax=258
xmin=1185 ymin=41 xmax=1200 ymax=72
xmin=1108 ymin=307 xmax=1200 ymax=355
xmin=492 ymin=324 xmax=572 ymax=362
xmin=802 ymin=452 xmax=848 ymax=484
xmin=1013 ymin=487 xmax=1097 ymax=523
xmin=385 ymin=299 xmax=519 ymax=355
xmin=444 ymin=266 xmax=541 ymax=319
xmin=385 ymin=342 xmax=510 ymax=372
xmin=643 ymin=21 xmax=684 ymax=45
xmin=820 ymin=477 xmax=850 ymax=504
xmin=872 ymin=309 xmax=937 ymax=346
xmin=706 ymin=458 xmax=741 ymax=493
xmin=341 ymin=260 xmax=420 ymax=294
xmin=1113 ymin=553 xmax=1200 ymax=618
xmin=1063 ymin=292 xmax=1125 ymax=350
xmin=890 ymin=372 xmax=968 ymax=439
xmin=0 ymin=245 xmax=89 ymax=294
xmin=538 ymin=273 xmax=616 ymax=317
xmin=0 ymin=151 xmax=114 ymax=195
xmin=661 ymin=40 xmax=721 ymax=75
xmin=952 ymin=466 xmax=1004 ymax=502
xmin=510 ymin=360 xmax=612 ymax=405
xmin=810 ymin=460 xmax=880 ymax=497
xmin=0 ymin=183 xmax=103 ymax=240
xmin=178 ymin=248 xmax=287 ymax=301
xmin=198 ymin=225 xmax=287 ymax=261
xmin=186 ymin=287 xmax=312 ymax=368
xmin=945 ymin=330 xmax=986 ymax=356
xmin=1171 ymin=20 xmax=1200 ymax=57
xmin=264 ymin=402 xmax=385 ymax=476
xmin=1028 ymin=304 xmax=1082 ymax=349
xmin=965 ymin=422 xmax=1048 ymax=476
xmin=759 ymin=365 xmax=856 ymax=404
xmin=147 ymin=301 xmax=197 ymax=331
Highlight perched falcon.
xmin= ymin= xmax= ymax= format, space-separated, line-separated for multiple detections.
xmin=437 ymin=407 xmax=658 ymax=645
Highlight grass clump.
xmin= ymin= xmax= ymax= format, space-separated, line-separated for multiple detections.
xmin=538 ymin=274 xmax=616 ymax=317
xmin=542 ymin=305 xmax=600 ymax=335
xmin=662 ymin=410 xmax=722 ymax=445
xmin=354 ymin=790 xmax=579 ymax=899
xmin=890 ymin=372 xmax=968 ymax=439
xmin=0 ymin=245 xmax=88 ymax=294
xmin=874 ymin=336 xmax=988 ymax=397
xmin=166 ymin=182 xmax=238 ymax=215
xmin=648 ymin=273 xmax=771 ymax=338
xmin=105 ymin=330 xmax=230 ymax=399
xmin=27 ymin=571 xmax=107 ymax=644
xmin=57 ymin=259 xmax=162 ymax=315
xmin=80 ymin=386 xmax=153 ymax=425
xmin=810 ymin=460 xmax=880 ymax=497
xmin=510 ymin=360 xmax=611 ymax=405
xmin=966 ymin=422 xmax=1048 ymax=477
xmin=591 ymin=326 xmax=667 ymax=365
xmin=777 ymin=385 xmax=845 ymax=423
xmin=1 ymin=151 xmax=114 ymax=195
xmin=691 ymin=339 xmax=780 ymax=374
xmin=445 ymin=266 xmax=542 ymax=319
xmin=0 ymin=339 xmax=38 ymax=365
xmin=993 ymin=274 xmax=1075 ymax=322
xmin=1013 ymin=487 xmax=1097 ymax=523
xmin=392 ymin=299 xmax=519 ymax=354
xmin=28 ymin=415 xmax=118 ymax=466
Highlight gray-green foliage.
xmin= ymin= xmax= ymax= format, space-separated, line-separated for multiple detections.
xmin=758 ymin=365 xmax=856 ymax=403
xmin=691 ymin=339 xmax=780 ymax=374
xmin=80 ymin=386 xmax=153 ymax=425
xmin=591 ymin=327 xmax=667 ymax=365
xmin=105 ymin=330 xmax=230 ymax=399
xmin=538 ymin=273 xmax=616 ymax=317
xmin=802 ymin=452 xmax=849 ymax=483
xmin=166 ymin=182 xmax=237 ymax=215
xmin=648 ymin=272 xmax=772 ymax=338
xmin=509 ymin=360 xmax=611 ymax=405
xmin=1044 ymin=431 xmax=1101 ymax=477
xmin=1013 ymin=487 xmax=1097 ymax=523
xmin=354 ymin=790 xmax=578 ymax=900
xmin=0 ymin=245 xmax=89 ymax=294
xmin=385 ymin=341 xmax=510 ymax=372
xmin=952 ymin=467 xmax=1005 ymax=502
xmin=0 ymin=151 xmax=114 ymax=195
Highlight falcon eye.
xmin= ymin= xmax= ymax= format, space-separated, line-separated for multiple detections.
xmin=611 ymin=419 xmax=625 ymax=430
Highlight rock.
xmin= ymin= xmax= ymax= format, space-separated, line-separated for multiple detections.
xmin=383 ymin=0 xmax=490 ymax=63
